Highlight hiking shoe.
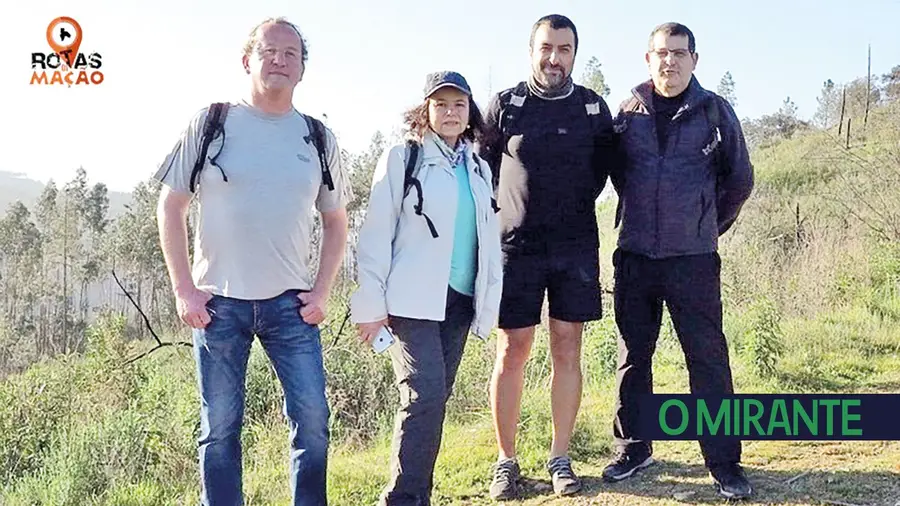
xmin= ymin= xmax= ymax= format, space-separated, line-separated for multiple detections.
xmin=489 ymin=458 xmax=520 ymax=500
xmin=710 ymin=463 xmax=753 ymax=499
xmin=601 ymin=447 xmax=655 ymax=483
xmin=547 ymin=455 xmax=582 ymax=496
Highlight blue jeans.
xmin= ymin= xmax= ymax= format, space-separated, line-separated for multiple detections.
xmin=193 ymin=289 xmax=330 ymax=506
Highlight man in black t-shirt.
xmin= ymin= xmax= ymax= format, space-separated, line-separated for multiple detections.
xmin=476 ymin=13 xmax=614 ymax=500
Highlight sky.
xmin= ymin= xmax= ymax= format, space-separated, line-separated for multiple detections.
xmin=4 ymin=0 xmax=900 ymax=193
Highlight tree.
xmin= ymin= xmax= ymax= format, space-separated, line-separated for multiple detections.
xmin=882 ymin=64 xmax=900 ymax=102
xmin=77 ymin=182 xmax=109 ymax=320
xmin=717 ymin=71 xmax=737 ymax=108
xmin=743 ymin=96 xmax=810 ymax=150
xmin=842 ymin=77 xmax=882 ymax=121
xmin=0 ymin=202 xmax=42 ymax=330
xmin=347 ymin=132 xmax=386 ymax=215
xmin=814 ymin=79 xmax=840 ymax=129
xmin=111 ymin=180 xmax=173 ymax=333
xmin=340 ymin=132 xmax=386 ymax=282
xmin=580 ymin=57 xmax=610 ymax=98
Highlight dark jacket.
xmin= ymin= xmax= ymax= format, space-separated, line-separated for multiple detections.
xmin=477 ymin=82 xmax=615 ymax=256
xmin=611 ymin=76 xmax=753 ymax=259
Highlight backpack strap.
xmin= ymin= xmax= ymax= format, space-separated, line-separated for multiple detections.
xmin=303 ymin=115 xmax=334 ymax=191
xmin=190 ymin=102 xmax=229 ymax=193
xmin=472 ymin=152 xmax=500 ymax=214
xmin=613 ymin=96 xmax=642 ymax=229
xmin=498 ymin=81 xmax=529 ymax=143
xmin=401 ymin=140 xmax=438 ymax=238
xmin=403 ymin=140 xmax=422 ymax=197
xmin=702 ymin=96 xmax=725 ymax=176
xmin=613 ymin=96 xmax=642 ymax=134
xmin=579 ymin=86 xmax=603 ymax=128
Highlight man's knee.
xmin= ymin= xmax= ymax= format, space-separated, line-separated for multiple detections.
xmin=284 ymin=383 xmax=330 ymax=430
xmin=199 ymin=398 xmax=246 ymax=446
xmin=285 ymin=394 xmax=330 ymax=455
xmin=496 ymin=328 xmax=534 ymax=371
xmin=549 ymin=322 xmax=583 ymax=371
xmin=399 ymin=373 xmax=448 ymax=417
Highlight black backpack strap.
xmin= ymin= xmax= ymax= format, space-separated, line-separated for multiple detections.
xmin=401 ymin=140 xmax=438 ymax=238
xmin=498 ymin=82 xmax=529 ymax=147
xmin=705 ymin=96 xmax=721 ymax=127
xmin=190 ymin=102 xmax=229 ymax=193
xmin=613 ymin=96 xmax=642 ymax=229
xmin=303 ymin=115 xmax=334 ymax=191
xmin=613 ymin=96 xmax=641 ymax=134
xmin=579 ymin=86 xmax=603 ymax=128
xmin=472 ymin=152 xmax=500 ymax=214
xmin=403 ymin=140 xmax=421 ymax=197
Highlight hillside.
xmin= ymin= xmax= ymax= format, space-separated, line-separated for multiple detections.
xmin=0 ymin=170 xmax=133 ymax=217
xmin=1 ymin=100 xmax=899 ymax=505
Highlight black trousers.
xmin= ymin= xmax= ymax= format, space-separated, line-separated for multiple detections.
xmin=612 ymin=248 xmax=741 ymax=467
xmin=379 ymin=287 xmax=474 ymax=506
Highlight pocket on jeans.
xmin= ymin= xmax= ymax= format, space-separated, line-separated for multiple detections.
xmin=205 ymin=294 xmax=220 ymax=317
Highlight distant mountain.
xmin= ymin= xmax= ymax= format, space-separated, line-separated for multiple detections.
xmin=0 ymin=171 xmax=133 ymax=218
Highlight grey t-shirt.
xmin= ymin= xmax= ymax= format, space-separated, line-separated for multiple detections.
xmin=153 ymin=100 xmax=349 ymax=300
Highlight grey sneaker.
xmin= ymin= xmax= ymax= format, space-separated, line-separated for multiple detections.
xmin=547 ymin=455 xmax=582 ymax=496
xmin=602 ymin=446 xmax=655 ymax=483
xmin=489 ymin=458 xmax=520 ymax=500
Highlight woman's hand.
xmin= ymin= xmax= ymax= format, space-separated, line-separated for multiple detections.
xmin=357 ymin=318 xmax=390 ymax=345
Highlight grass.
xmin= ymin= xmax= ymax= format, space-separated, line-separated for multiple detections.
xmin=4 ymin=302 xmax=897 ymax=505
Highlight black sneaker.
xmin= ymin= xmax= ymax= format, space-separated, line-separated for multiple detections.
xmin=547 ymin=455 xmax=582 ymax=496
xmin=710 ymin=463 xmax=753 ymax=499
xmin=489 ymin=458 xmax=520 ymax=500
xmin=601 ymin=447 xmax=655 ymax=483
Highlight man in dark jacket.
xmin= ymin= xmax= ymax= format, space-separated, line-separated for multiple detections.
xmin=603 ymin=22 xmax=754 ymax=500
xmin=477 ymin=13 xmax=615 ymax=500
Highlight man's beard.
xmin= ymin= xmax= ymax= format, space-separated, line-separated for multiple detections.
xmin=536 ymin=63 xmax=568 ymax=89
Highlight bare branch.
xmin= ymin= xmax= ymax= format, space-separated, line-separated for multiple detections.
xmin=112 ymin=269 xmax=192 ymax=367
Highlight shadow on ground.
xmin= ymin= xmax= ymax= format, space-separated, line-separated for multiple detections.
xmin=474 ymin=460 xmax=899 ymax=505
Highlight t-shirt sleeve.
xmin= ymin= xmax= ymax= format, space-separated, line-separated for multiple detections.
xmin=315 ymin=127 xmax=352 ymax=213
xmin=152 ymin=107 xmax=208 ymax=194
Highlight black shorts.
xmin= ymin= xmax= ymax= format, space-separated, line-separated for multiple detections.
xmin=497 ymin=251 xmax=602 ymax=329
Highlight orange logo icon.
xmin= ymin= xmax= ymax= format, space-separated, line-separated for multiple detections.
xmin=47 ymin=17 xmax=83 ymax=68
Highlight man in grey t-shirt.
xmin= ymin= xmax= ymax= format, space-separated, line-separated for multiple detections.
xmin=154 ymin=17 xmax=350 ymax=506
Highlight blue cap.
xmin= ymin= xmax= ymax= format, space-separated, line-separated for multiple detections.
xmin=423 ymin=71 xmax=472 ymax=98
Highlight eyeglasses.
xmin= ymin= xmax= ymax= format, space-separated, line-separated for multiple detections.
xmin=651 ymin=48 xmax=693 ymax=60
xmin=257 ymin=46 xmax=301 ymax=62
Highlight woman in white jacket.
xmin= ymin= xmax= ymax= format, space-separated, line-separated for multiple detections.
xmin=351 ymin=71 xmax=503 ymax=505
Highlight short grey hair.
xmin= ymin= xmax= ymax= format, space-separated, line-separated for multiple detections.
xmin=242 ymin=17 xmax=309 ymax=63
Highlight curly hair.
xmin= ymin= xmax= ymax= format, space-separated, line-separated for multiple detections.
xmin=242 ymin=17 xmax=309 ymax=64
xmin=402 ymin=96 xmax=485 ymax=143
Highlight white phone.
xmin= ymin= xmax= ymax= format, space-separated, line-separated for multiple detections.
xmin=372 ymin=325 xmax=395 ymax=354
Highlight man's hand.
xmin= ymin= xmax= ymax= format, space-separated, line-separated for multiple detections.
xmin=358 ymin=318 xmax=389 ymax=345
xmin=175 ymin=286 xmax=213 ymax=329
xmin=298 ymin=291 xmax=328 ymax=325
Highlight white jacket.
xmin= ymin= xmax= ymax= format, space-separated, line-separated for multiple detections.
xmin=350 ymin=131 xmax=503 ymax=339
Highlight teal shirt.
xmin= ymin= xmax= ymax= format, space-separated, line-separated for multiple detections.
xmin=449 ymin=161 xmax=478 ymax=296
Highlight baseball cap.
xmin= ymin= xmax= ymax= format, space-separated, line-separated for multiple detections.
xmin=423 ymin=71 xmax=472 ymax=98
